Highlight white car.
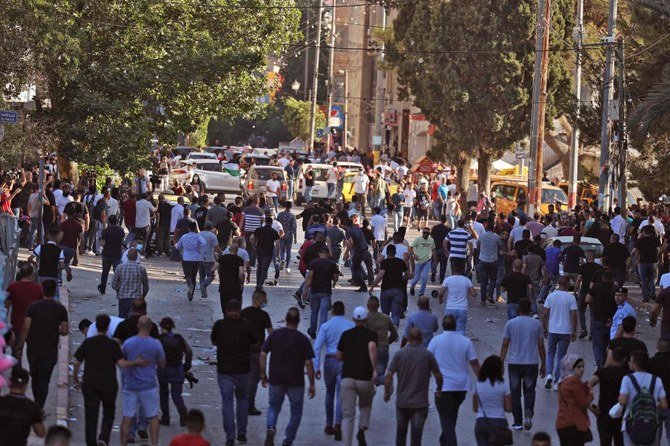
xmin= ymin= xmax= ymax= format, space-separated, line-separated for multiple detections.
xmin=170 ymin=160 xmax=242 ymax=194
xmin=296 ymin=162 xmax=363 ymax=204
xmin=186 ymin=152 xmax=218 ymax=160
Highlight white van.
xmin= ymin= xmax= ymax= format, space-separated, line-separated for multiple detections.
xmin=296 ymin=162 xmax=363 ymax=204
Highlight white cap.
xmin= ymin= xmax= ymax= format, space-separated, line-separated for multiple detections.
xmin=353 ymin=306 xmax=368 ymax=321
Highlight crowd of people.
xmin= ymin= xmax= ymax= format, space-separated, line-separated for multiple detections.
xmin=2 ymin=148 xmax=670 ymax=446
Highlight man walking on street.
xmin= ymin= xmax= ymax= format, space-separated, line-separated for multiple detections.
xmin=344 ymin=218 xmax=373 ymax=292
xmin=384 ymin=327 xmax=443 ymax=446
xmin=478 ymin=220 xmax=501 ymax=305
xmin=252 ymin=215 xmax=280 ymax=290
xmin=369 ymin=244 xmax=410 ymax=327
xmin=198 ymin=222 xmax=221 ymax=299
xmin=585 ymin=270 xmax=618 ymax=367
xmin=16 ymin=280 xmax=68 ymax=409
xmin=261 ymin=308 xmax=315 ymax=446
xmin=542 ymin=275 xmax=577 ymax=390
xmin=211 ymin=299 xmax=259 ymax=445
xmin=501 ymin=259 xmax=533 ymax=320
xmin=427 ymin=315 xmax=480 ymax=446
xmin=573 ymin=251 xmax=603 ymax=337
xmin=175 ymin=220 xmax=206 ymax=301
xmin=241 ymin=290 xmax=273 ymax=417
xmin=214 ymin=243 xmax=245 ymax=310
xmin=402 ymin=296 xmax=438 ymax=348
xmin=98 ymin=214 xmax=125 ymax=295
xmin=241 ymin=195 xmax=264 ymax=267
xmin=5 ymin=263 xmax=43 ymax=353
xmin=112 ymin=248 xmax=149 ymax=317
xmin=365 ymin=296 xmax=398 ymax=387
xmin=304 ymin=246 xmax=340 ymax=338
xmin=438 ymin=263 xmax=476 ymax=334
xmin=500 ymin=298 xmax=546 ymax=431
xmin=431 ymin=215 xmax=451 ymax=283
xmin=409 ymin=227 xmax=436 ymax=298
xmin=313 ymin=301 xmax=354 ymax=441
xmin=276 ymin=201 xmax=297 ymax=273
xmin=632 ymin=224 xmax=661 ymax=302
xmin=31 ymin=226 xmax=65 ymax=300
xmin=338 ymin=306 xmax=378 ymax=446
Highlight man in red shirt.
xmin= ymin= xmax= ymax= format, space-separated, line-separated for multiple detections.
xmin=60 ymin=207 xmax=84 ymax=268
xmin=5 ymin=263 xmax=43 ymax=351
xmin=169 ymin=409 xmax=210 ymax=446
xmin=121 ymin=190 xmax=137 ymax=246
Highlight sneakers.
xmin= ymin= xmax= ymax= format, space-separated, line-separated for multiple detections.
xmin=265 ymin=427 xmax=276 ymax=446
xmin=159 ymin=418 xmax=170 ymax=426
xmin=431 ymin=273 xmax=436 ymax=283
xmin=409 ymin=287 xmax=416 ymax=296
xmin=280 ymin=260 xmax=285 ymax=270
xmin=511 ymin=423 xmax=523 ymax=430
xmin=356 ymin=429 xmax=367 ymax=446
xmin=201 ymin=289 xmax=207 ymax=298
xmin=356 ymin=286 xmax=368 ymax=293
xmin=523 ymin=408 xmax=533 ymax=430
xmin=544 ymin=374 xmax=553 ymax=390
xmin=286 ymin=267 xmax=291 ymax=274
xmin=187 ymin=284 xmax=195 ymax=301
xmin=293 ymin=293 xmax=305 ymax=309
xmin=248 ymin=407 xmax=262 ymax=416
xmin=237 ymin=434 xmax=248 ymax=443
xmin=334 ymin=424 xmax=342 ymax=441
xmin=225 ymin=440 xmax=234 ymax=446
xmin=579 ymin=331 xmax=588 ymax=339
xmin=97 ymin=284 xmax=105 ymax=295
xmin=274 ymin=270 xmax=280 ymax=280
xmin=552 ymin=383 xmax=558 ymax=392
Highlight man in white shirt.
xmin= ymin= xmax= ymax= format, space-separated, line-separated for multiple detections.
xmin=542 ymin=275 xmax=577 ymax=390
xmin=610 ymin=206 xmax=628 ymax=243
xmin=639 ymin=210 xmax=665 ymax=237
xmin=326 ymin=162 xmax=339 ymax=200
xmin=266 ymin=172 xmax=281 ymax=212
xmin=134 ymin=193 xmax=156 ymax=255
xmin=427 ymin=315 xmax=480 ymax=446
xmin=55 ymin=183 xmax=73 ymax=219
xmin=370 ymin=206 xmax=387 ymax=266
xmin=438 ymin=263 xmax=476 ymax=335
xmin=278 ymin=153 xmax=291 ymax=168
xmin=170 ymin=196 xmax=185 ymax=234
xmin=353 ymin=171 xmax=370 ymax=217
xmin=175 ymin=220 xmax=206 ymax=301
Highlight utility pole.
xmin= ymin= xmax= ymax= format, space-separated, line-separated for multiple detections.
xmin=568 ymin=0 xmax=584 ymax=209
xmin=617 ymin=37 xmax=627 ymax=207
xmin=308 ymin=0 xmax=323 ymax=153
xmin=303 ymin=2 xmax=310 ymax=101
xmin=342 ymin=69 xmax=349 ymax=149
xmin=598 ymin=0 xmax=618 ymax=211
xmin=325 ymin=0 xmax=337 ymax=150
xmin=528 ymin=0 xmax=551 ymax=214
xmin=373 ymin=5 xmax=387 ymax=153
xmin=37 ymin=157 xmax=44 ymax=245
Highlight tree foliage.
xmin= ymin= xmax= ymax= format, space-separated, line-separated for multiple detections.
xmin=0 ymin=0 xmax=301 ymax=172
xmin=282 ymin=97 xmax=326 ymax=142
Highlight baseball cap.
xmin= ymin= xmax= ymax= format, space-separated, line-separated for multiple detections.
xmin=353 ymin=306 xmax=368 ymax=321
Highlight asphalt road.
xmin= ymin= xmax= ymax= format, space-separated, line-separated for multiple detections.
xmin=57 ymin=210 xmax=663 ymax=446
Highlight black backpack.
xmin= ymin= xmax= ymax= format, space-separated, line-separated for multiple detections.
xmin=626 ymin=374 xmax=659 ymax=445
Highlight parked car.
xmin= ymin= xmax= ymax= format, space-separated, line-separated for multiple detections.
xmin=491 ymin=181 xmax=568 ymax=215
xmin=186 ymin=151 xmax=218 ymax=161
xmin=169 ymin=160 xmax=241 ymax=194
xmin=541 ymin=236 xmax=604 ymax=275
xmin=242 ymin=166 xmax=289 ymax=202
xmin=295 ymin=162 xmax=363 ymax=204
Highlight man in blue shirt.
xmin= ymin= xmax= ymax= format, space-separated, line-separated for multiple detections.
xmin=610 ymin=287 xmax=636 ymax=339
xmin=401 ymin=296 xmax=438 ymax=348
xmin=313 ymin=301 xmax=355 ymax=441
xmin=175 ymin=220 xmax=206 ymax=301
xmin=120 ymin=316 xmax=166 ymax=446
xmin=539 ymin=239 xmax=562 ymax=303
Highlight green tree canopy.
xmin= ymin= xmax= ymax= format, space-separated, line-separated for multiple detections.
xmin=282 ymin=97 xmax=325 ymax=142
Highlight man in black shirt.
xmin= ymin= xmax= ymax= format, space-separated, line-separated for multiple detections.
xmin=215 ymin=213 xmax=240 ymax=250
xmin=252 ymin=215 xmax=280 ymax=290
xmin=304 ymin=247 xmax=341 ymax=338
xmin=586 ymin=270 xmax=618 ymax=367
xmin=574 ymin=251 xmax=603 ymax=338
xmin=561 ymin=234 xmax=586 ymax=280
xmin=607 ymin=316 xmax=648 ymax=364
xmin=214 ymin=243 xmax=245 ymax=311
xmin=369 ymin=244 xmax=409 ymax=327
xmin=241 ymin=289 xmax=273 ymax=416
xmin=211 ymin=299 xmax=259 ymax=445
xmin=193 ymin=195 xmax=209 ymax=230
xmin=632 ymin=224 xmax=661 ymax=302
xmin=73 ymin=314 xmax=148 ymax=446
xmin=337 ymin=306 xmax=378 ymax=446
xmin=602 ymin=234 xmax=631 ymax=287
xmin=500 ymin=259 xmax=533 ymax=319
xmin=0 ymin=368 xmax=45 ymax=445
xmin=344 ymin=219 xmax=373 ymax=292
xmin=430 ymin=215 xmax=451 ymax=283
xmin=589 ymin=346 xmax=627 ymax=445
xmin=512 ymin=229 xmax=533 ymax=260
xmin=16 ymin=280 xmax=68 ymax=409
xmin=98 ymin=214 xmax=125 ymax=294
xmin=155 ymin=194 xmax=173 ymax=257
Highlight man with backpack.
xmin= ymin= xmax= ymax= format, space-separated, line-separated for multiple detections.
xmin=616 ymin=350 xmax=668 ymax=445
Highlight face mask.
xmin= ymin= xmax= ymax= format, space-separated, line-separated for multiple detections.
xmin=135 ymin=244 xmax=143 ymax=252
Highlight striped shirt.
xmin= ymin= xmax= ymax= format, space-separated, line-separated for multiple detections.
xmin=446 ymin=228 xmax=471 ymax=259
xmin=243 ymin=206 xmax=264 ymax=234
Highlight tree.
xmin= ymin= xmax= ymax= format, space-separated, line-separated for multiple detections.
xmin=0 ymin=0 xmax=301 ymax=173
xmin=282 ymin=97 xmax=326 ymax=142
xmin=385 ymin=0 xmax=574 ymax=193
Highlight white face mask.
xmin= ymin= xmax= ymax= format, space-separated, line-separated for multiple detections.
xmin=135 ymin=244 xmax=143 ymax=252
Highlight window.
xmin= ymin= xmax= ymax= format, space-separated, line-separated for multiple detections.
xmin=492 ymin=184 xmax=517 ymax=201
xmin=198 ymin=163 xmax=223 ymax=172
xmin=253 ymin=169 xmax=286 ymax=181
xmin=542 ymin=189 xmax=568 ymax=204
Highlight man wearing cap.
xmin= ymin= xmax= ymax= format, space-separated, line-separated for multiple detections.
xmin=610 ymin=287 xmax=636 ymax=339
xmin=0 ymin=368 xmax=46 ymax=444
xmin=304 ymin=246 xmax=341 ymax=339
xmin=337 ymin=306 xmax=378 ymax=446
xmin=198 ymin=222 xmax=222 ymax=299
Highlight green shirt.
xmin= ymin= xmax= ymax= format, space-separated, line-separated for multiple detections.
xmin=411 ymin=236 xmax=435 ymax=262
xmin=365 ymin=312 xmax=397 ymax=348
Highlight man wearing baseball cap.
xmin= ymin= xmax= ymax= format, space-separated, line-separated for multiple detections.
xmin=0 ymin=367 xmax=46 ymax=444
xmin=337 ymin=306 xmax=378 ymax=446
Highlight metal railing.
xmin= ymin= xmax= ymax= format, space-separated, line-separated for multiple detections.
xmin=0 ymin=214 xmax=21 ymax=291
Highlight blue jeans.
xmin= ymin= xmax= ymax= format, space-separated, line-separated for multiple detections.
xmin=309 ymin=293 xmax=331 ymax=337
xmin=444 ymin=309 xmax=467 ymax=335
xmin=28 ymin=216 xmax=40 ymax=248
xmin=393 ymin=209 xmax=403 ymax=233
xmin=639 ymin=262 xmax=657 ymax=301
xmin=287 ymin=181 xmax=294 ymax=203
xmin=479 ymin=261 xmax=497 ymax=303
xmin=591 ymin=320 xmax=609 ymax=367
xmin=271 ymin=196 xmax=279 ymax=211
xmin=351 ymin=251 xmax=371 ymax=288
xmin=217 ymin=373 xmax=250 ymax=441
xmin=380 ymin=288 xmax=404 ymax=327
xmin=539 ymin=273 xmax=560 ymax=302
xmin=658 ymin=408 xmax=670 ymax=444
xmin=198 ymin=261 xmax=214 ymax=291
xmin=410 ymin=260 xmax=431 ymax=296
xmin=376 ymin=347 xmax=389 ymax=386
xmin=304 ymin=186 xmax=313 ymax=203
xmin=396 ymin=407 xmax=428 ymax=446
xmin=257 ymin=255 xmax=273 ymax=288
xmin=324 ymin=357 xmax=343 ymax=426
xmin=435 ymin=391 xmax=466 ymax=446
xmin=100 ymin=256 xmax=121 ymax=293
xmin=546 ymin=333 xmax=571 ymax=380
xmin=508 ymin=364 xmax=538 ymax=425
xmin=280 ymin=237 xmax=292 ymax=266
xmin=327 ymin=183 xmax=335 ymax=199
xmin=267 ymin=385 xmax=305 ymax=445
xmin=506 ymin=303 xmax=519 ymax=320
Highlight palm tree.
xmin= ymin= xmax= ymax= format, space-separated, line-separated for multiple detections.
xmin=629 ymin=0 xmax=670 ymax=136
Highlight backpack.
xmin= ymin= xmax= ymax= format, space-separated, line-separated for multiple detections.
xmin=626 ymin=374 xmax=659 ymax=445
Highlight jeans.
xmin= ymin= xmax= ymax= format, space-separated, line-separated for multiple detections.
xmin=578 ymin=292 xmax=589 ymax=333
xmin=280 ymin=237 xmax=292 ymax=266
xmin=474 ymin=418 xmax=509 ymax=446
xmin=198 ymin=261 xmax=214 ymax=293
xmin=181 ymin=260 xmax=200 ymax=289
xmin=393 ymin=210 xmax=404 ymax=233
xmin=639 ymin=262 xmax=657 ymax=301
xmin=547 ymin=333 xmax=571 ymax=381
xmin=287 ymin=181 xmax=294 ymax=203
xmin=218 ymin=373 xmax=250 ymax=441
xmin=507 ymin=303 xmax=519 ymax=320
xmin=396 ymin=407 xmax=428 ymax=446
xmin=82 ymin=384 xmax=117 ymax=446
xmin=351 ymin=251 xmax=371 ymax=288
xmin=27 ymin=352 xmax=57 ymax=409
xmin=376 ymin=347 xmax=389 ymax=387
xmin=591 ymin=320 xmax=609 ymax=368
xmin=410 ymin=260 xmax=431 ymax=296
xmin=155 ymin=226 xmax=170 ymax=255
xmin=123 ymin=225 xmax=137 ymax=247
xmin=249 ymin=352 xmax=261 ymax=409
xmin=508 ymin=364 xmax=538 ymax=425
xmin=328 ymin=183 xmax=336 ymax=199
xmin=100 ymin=256 xmax=121 ymax=293
xmin=324 ymin=357 xmax=343 ymax=426
xmin=159 ymin=380 xmax=187 ymax=423
xmin=244 ymin=233 xmax=256 ymax=267
xmin=271 ymin=196 xmax=279 ymax=211
xmin=597 ymin=417 xmax=623 ymax=446
xmin=304 ymin=186 xmax=313 ymax=203
xmin=267 ymin=385 xmax=305 ymax=445
xmin=119 ymin=298 xmax=134 ymax=318
xmin=309 ymin=293 xmax=332 ymax=337
xmin=341 ymin=378 xmax=375 ymax=446
xmin=85 ymin=220 xmax=99 ymax=252
xmin=432 ymin=249 xmax=447 ymax=283
xmin=355 ymin=193 xmax=367 ymax=217
xmin=28 ymin=216 xmax=40 ymax=248
xmin=539 ymin=273 xmax=560 ymax=302
xmin=257 ymin=255 xmax=273 ymax=288
xmin=380 ymin=288 xmax=404 ymax=327
xmin=444 ymin=309 xmax=467 ymax=335
xmin=479 ymin=261 xmax=498 ymax=303
xmin=435 ymin=391 xmax=466 ymax=446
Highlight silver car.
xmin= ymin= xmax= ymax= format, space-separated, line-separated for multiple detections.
xmin=170 ymin=160 xmax=241 ymax=194
xmin=243 ymin=166 xmax=289 ymax=202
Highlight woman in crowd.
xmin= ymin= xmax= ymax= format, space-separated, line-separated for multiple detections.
xmin=158 ymin=317 xmax=193 ymax=427
xmin=472 ymin=355 xmax=511 ymax=446
xmin=555 ymin=354 xmax=593 ymax=445
xmin=190 ymin=174 xmax=206 ymax=196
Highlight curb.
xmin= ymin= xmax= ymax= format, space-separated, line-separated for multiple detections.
xmin=55 ymin=286 xmax=70 ymax=427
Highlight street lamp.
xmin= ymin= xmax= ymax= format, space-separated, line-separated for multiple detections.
xmin=291 ymin=80 xmax=300 ymax=96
